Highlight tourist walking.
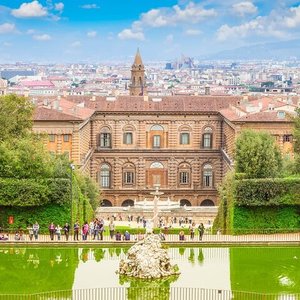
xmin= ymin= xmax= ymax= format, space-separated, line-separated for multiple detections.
xmin=109 ymin=220 xmax=115 ymax=239
xmin=63 ymin=223 xmax=70 ymax=241
xmin=198 ymin=223 xmax=205 ymax=241
xmin=82 ymin=221 xmax=89 ymax=241
xmin=33 ymin=222 xmax=39 ymax=240
xmin=27 ymin=225 xmax=34 ymax=241
xmin=99 ymin=219 xmax=105 ymax=241
xmin=93 ymin=219 xmax=100 ymax=240
xmin=189 ymin=222 xmax=196 ymax=241
xmin=55 ymin=224 xmax=62 ymax=241
xmin=49 ymin=222 xmax=55 ymax=241
xmin=74 ymin=221 xmax=80 ymax=241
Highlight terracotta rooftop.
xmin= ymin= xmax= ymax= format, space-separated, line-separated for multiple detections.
xmin=33 ymin=106 xmax=82 ymax=121
xmin=65 ymin=95 xmax=242 ymax=113
xmin=235 ymin=111 xmax=292 ymax=122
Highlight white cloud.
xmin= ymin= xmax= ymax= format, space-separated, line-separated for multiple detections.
xmin=11 ymin=1 xmax=48 ymax=18
xmin=33 ymin=34 xmax=51 ymax=40
xmin=0 ymin=23 xmax=16 ymax=34
xmin=81 ymin=4 xmax=100 ymax=9
xmin=284 ymin=6 xmax=300 ymax=28
xmin=87 ymin=30 xmax=97 ymax=38
xmin=54 ymin=2 xmax=64 ymax=12
xmin=70 ymin=41 xmax=81 ymax=47
xmin=139 ymin=2 xmax=216 ymax=28
xmin=217 ymin=5 xmax=300 ymax=41
xmin=27 ymin=29 xmax=35 ymax=34
xmin=232 ymin=2 xmax=258 ymax=17
xmin=118 ymin=29 xmax=145 ymax=41
xmin=3 ymin=42 xmax=12 ymax=47
xmin=118 ymin=2 xmax=214 ymax=41
xmin=185 ymin=29 xmax=201 ymax=35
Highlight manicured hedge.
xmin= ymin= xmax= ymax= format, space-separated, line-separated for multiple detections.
xmin=0 ymin=178 xmax=70 ymax=207
xmin=0 ymin=177 xmax=94 ymax=231
xmin=214 ymin=173 xmax=300 ymax=234
xmin=232 ymin=205 xmax=300 ymax=234
xmin=235 ymin=178 xmax=300 ymax=206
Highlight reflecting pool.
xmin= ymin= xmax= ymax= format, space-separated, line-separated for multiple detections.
xmin=0 ymin=247 xmax=299 ymax=298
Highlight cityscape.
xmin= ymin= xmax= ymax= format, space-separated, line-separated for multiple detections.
xmin=0 ymin=1 xmax=300 ymax=299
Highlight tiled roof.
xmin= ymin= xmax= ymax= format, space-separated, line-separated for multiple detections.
xmin=67 ymin=95 xmax=241 ymax=113
xmin=235 ymin=111 xmax=291 ymax=122
xmin=33 ymin=107 xmax=82 ymax=121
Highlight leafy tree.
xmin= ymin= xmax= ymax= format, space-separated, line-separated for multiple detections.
xmin=235 ymin=130 xmax=282 ymax=178
xmin=75 ymin=169 xmax=100 ymax=210
xmin=0 ymin=137 xmax=53 ymax=179
xmin=293 ymin=108 xmax=300 ymax=173
xmin=0 ymin=94 xmax=34 ymax=142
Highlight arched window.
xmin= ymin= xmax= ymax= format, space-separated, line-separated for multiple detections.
xmin=200 ymin=199 xmax=215 ymax=206
xmin=203 ymin=164 xmax=213 ymax=187
xmin=122 ymin=199 xmax=134 ymax=207
xmin=123 ymin=163 xmax=135 ymax=186
xmin=180 ymin=199 xmax=192 ymax=206
xmin=150 ymin=125 xmax=164 ymax=148
xmin=150 ymin=162 xmax=164 ymax=168
xmin=178 ymin=163 xmax=191 ymax=186
xmin=99 ymin=164 xmax=111 ymax=188
xmin=101 ymin=199 xmax=113 ymax=207
xmin=151 ymin=124 xmax=164 ymax=131
xmin=99 ymin=127 xmax=111 ymax=148
xmin=202 ymin=127 xmax=213 ymax=149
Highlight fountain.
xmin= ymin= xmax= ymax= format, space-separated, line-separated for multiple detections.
xmin=117 ymin=234 xmax=180 ymax=279
xmin=134 ymin=185 xmax=180 ymax=228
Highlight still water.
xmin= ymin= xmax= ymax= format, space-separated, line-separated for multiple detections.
xmin=0 ymin=247 xmax=299 ymax=296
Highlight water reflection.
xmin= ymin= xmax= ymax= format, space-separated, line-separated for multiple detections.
xmin=120 ymin=276 xmax=179 ymax=300
xmin=0 ymin=247 xmax=299 ymax=299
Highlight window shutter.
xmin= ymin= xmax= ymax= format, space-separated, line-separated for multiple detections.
xmin=210 ymin=134 xmax=213 ymax=148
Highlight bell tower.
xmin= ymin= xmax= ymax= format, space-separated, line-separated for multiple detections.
xmin=129 ymin=48 xmax=147 ymax=96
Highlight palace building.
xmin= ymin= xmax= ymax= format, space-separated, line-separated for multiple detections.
xmin=32 ymin=50 xmax=295 ymax=207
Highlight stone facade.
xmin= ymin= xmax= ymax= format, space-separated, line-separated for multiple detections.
xmin=91 ymin=111 xmax=226 ymax=207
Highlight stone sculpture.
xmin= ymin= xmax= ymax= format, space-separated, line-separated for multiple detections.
xmin=117 ymin=234 xmax=180 ymax=279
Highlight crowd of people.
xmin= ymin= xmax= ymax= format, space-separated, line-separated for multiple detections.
xmin=0 ymin=217 xmax=208 ymax=242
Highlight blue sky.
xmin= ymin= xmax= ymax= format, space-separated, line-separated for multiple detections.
xmin=0 ymin=0 xmax=300 ymax=62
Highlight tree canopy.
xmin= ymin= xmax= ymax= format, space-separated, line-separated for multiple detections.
xmin=0 ymin=94 xmax=34 ymax=142
xmin=0 ymin=94 xmax=100 ymax=209
xmin=235 ymin=130 xmax=282 ymax=178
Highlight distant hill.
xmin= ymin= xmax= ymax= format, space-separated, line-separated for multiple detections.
xmin=207 ymin=39 xmax=300 ymax=60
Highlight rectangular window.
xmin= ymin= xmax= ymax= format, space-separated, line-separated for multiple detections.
xmin=124 ymin=172 xmax=134 ymax=184
xmin=123 ymin=132 xmax=133 ymax=145
xmin=101 ymin=171 xmax=110 ymax=188
xmin=49 ymin=134 xmax=55 ymax=142
xmin=100 ymin=133 xmax=111 ymax=148
xmin=153 ymin=135 xmax=161 ymax=148
xmin=203 ymin=133 xmax=212 ymax=148
xmin=203 ymin=172 xmax=212 ymax=187
xmin=283 ymin=135 xmax=292 ymax=142
xmin=63 ymin=134 xmax=70 ymax=142
xmin=179 ymin=172 xmax=189 ymax=184
xmin=180 ymin=133 xmax=190 ymax=145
